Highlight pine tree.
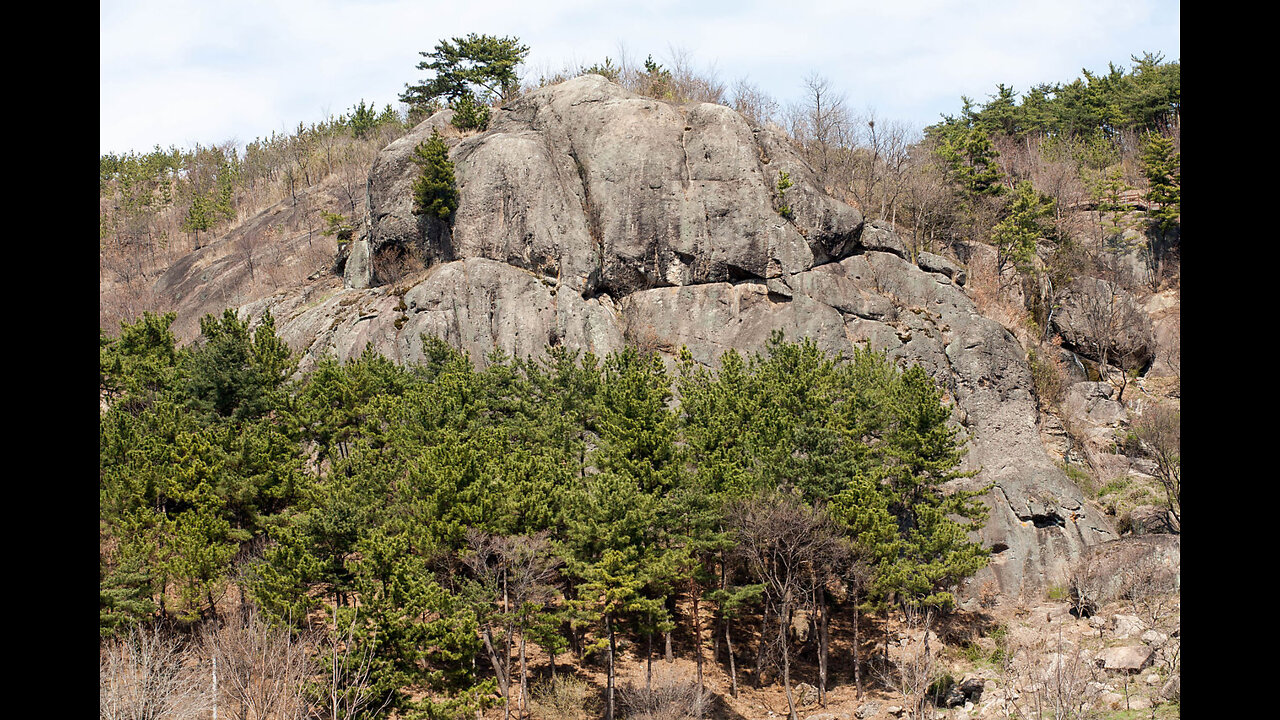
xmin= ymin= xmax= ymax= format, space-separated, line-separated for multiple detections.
xmin=990 ymin=180 xmax=1056 ymax=275
xmin=874 ymin=365 xmax=989 ymax=611
xmin=412 ymin=129 xmax=459 ymax=220
xmin=1141 ymin=133 xmax=1180 ymax=241
xmin=400 ymin=34 xmax=530 ymax=113
xmin=349 ymin=98 xmax=379 ymax=139
xmin=449 ymin=91 xmax=491 ymax=131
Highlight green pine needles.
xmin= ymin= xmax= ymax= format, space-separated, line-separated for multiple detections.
xmin=776 ymin=171 xmax=794 ymax=218
xmin=449 ymin=91 xmax=490 ymax=131
xmin=412 ymin=129 xmax=459 ymax=220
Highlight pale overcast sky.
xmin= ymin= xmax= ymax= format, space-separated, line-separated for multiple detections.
xmin=100 ymin=0 xmax=1179 ymax=156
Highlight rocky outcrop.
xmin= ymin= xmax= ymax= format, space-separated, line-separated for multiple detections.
xmin=917 ymin=250 xmax=966 ymax=286
xmin=352 ymin=74 xmax=864 ymax=293
xmin=242 ymin=75 xmax=1118 ymax=597
xmin=1069 ymin=535 xmax=1180 ymax=607
xmin=1051 ymin=277 xmax=1156 ymax=371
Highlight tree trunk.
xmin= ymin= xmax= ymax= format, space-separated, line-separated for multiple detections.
xmin=818 ymin=588 xmax=829 ymax=705
xmin=692 ymin=582 xmax=705 ymax=718
xmin=646 ymin=631 xmax=653 ymax=693
xmin=781 ymin=603 xmax=797 ymax=720
xmin=664 ymin=594 xmax=675 ymax=662
xmin=519 ymin=631 xmax=529 ymax=719
xmin=607 ymin=615 xmax=616 ymax=720
xmin=481 ymin=625 xmax=511 ymax=719
xmin=853 ymin=595 xmax=862 ymax=698
xmin=755 ymin=603 xmax=771 ymax=687
xmin=726 ymin=617 xmax=738 ymax=697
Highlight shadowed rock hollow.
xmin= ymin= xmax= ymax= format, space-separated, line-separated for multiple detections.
xmin=244 ymin=74 xmax=1115 ymax=598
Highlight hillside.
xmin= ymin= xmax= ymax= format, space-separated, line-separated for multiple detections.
xmin=100 ymin=53 xmax=1180 ymax=720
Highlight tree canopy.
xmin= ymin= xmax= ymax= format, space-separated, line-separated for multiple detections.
xmin=400 ymin=34 xmax=530 ymax=115
xmin=101 ymin=311 xmax=991 ymax=717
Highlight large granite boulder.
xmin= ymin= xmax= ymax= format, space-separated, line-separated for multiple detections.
xmin=353 ymin=74 xmax=864 ymax=293
xmin=240 ymin=75 xmax=1118 ymax=597
xmin=1051 ymin=277 xmax=1156 ymax=371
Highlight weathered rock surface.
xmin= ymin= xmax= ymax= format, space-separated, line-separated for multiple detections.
xmin=1064 ymin=381 xmax=1127 ymax=427
xmin=917 ymin=250 xmax=966 ymax=286
xmin=1097 ymin=645 xmax=1153 ymax=673
xmin=354 ymin=74 xmax=864 ymax=293
xmin=354 ymin=110 xmax=461 ymax=289
xmin=239 ymin=75 xmax=1118 ymax=597
xmin=1051 ymin=277 xmax=1156 ymax=371
xmin=248 ymin=258 xmax=623 ymax=376
xmin=1126 ymin=504 xmax=1177 ymax=536
xmin=1069 ymin=535 xmax=1180 ymax=606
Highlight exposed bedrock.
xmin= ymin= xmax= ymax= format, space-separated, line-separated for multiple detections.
xmin=353 ymin=74 xmax=863 ymax=294
xmin=247 ymin=74 xmax=1115 ymax=598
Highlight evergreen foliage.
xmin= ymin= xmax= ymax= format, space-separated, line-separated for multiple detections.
xmin=449 ymin=91 xmax=491 ymax=131
xmin=930 ymin=53 xmax=1179 ymax=142
xmin=102 ymin=306 xmax=989 ymax=713
xmin=1140 ymin=132 xmax=1180 ymax=239
xmin=400 ymin=34 xmax=530 ymax=115
xmin=412 ymin=129 xmax=459 ymax=220
xmin=348 ymin=98 xmax=380 ymax=139
xmin=991 ymin=181 xmax=1056 ymax=274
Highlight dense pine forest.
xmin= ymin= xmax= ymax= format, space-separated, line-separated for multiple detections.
xmin=101 ymin=305 xmax=987 ymax=718
xmin=101 ymin=43 xmax=1179 ymax=720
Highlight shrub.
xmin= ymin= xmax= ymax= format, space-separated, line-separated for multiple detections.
xmin=581 ymin=57 xmax=621 ymax=82
xmin=926 ymin=672 xmax=956 ymax=707
xmin=530 ymin=676 xmax=600 ymax=720
xmin=776 ymin=171 xmax=794 ymax=218
xmin=1027 ymin=344 xmax=1066 ymax=408
xmin=616 ymin=668 xmax=702 ymax=720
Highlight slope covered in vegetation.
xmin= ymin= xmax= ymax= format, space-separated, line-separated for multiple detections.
xmin=100 ymin=43 xmax=1180 ymax=719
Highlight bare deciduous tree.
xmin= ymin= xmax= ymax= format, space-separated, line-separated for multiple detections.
xmin=793 ymin=73 xmax=850 ymax=182
xmin=1001 ymin=629 xmax=1105 ymax=720
xmin=101 ymin=624 xmax=210 ymax=720
xmin=731 ymin=78 xmax=780 ymax=128
xmin=1072 ymin=276 xmax=1148 ymax=402
xmin=1133 ymin=404 xmax=1180 ymax=530
xmin=730 ymin=491 xmax=847 ymax=720
xmin=871 ymin=605 xmax=940 ymax=720
xmin=462 ymin=529 xmax=563 ymax=720
xmin=202 ymin=608 xmax=314 ymax=720
xmin=314 ymin=608 xmax=396 ymax=720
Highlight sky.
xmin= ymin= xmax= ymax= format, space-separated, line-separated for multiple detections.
xmin=100 ymin=0 xmax=1179 ymax=156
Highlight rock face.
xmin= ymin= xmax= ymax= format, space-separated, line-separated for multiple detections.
xmin=246 ymin=75 xmax=1117 ymax=597
xmin=1052 ymin=277 xmax=1156 ymax=371
xmin=352 ymin=74 xmax=863 ymax=294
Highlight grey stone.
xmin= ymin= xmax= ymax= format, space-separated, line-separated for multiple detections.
xmin=1126 ymin=505 xmax=1177 ymax=536
xmin=1112 ymin=614 xmax=1145 ymax=638
xmin=1051 ymin=277 xmax=1156 ymax=371
xmin=1141 ymin=630 xmax=1168 ymax=646
xmin=1063 ymin=381 xmax=1127 ymax=427
xmin=367 ymin=75 xmax=864 ymax=297
xmin=857 ymin=219 xmax=908 ymax=258
xmin=343 ymin=236 xmax=372 ymax=289
xmin=229 ymin=75 xmax=1119 ymax=601
xmin=1097 ymin=645 xmax=1153 ymax=673
xmin=917 ymin=250 xmax=966 ymax=286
